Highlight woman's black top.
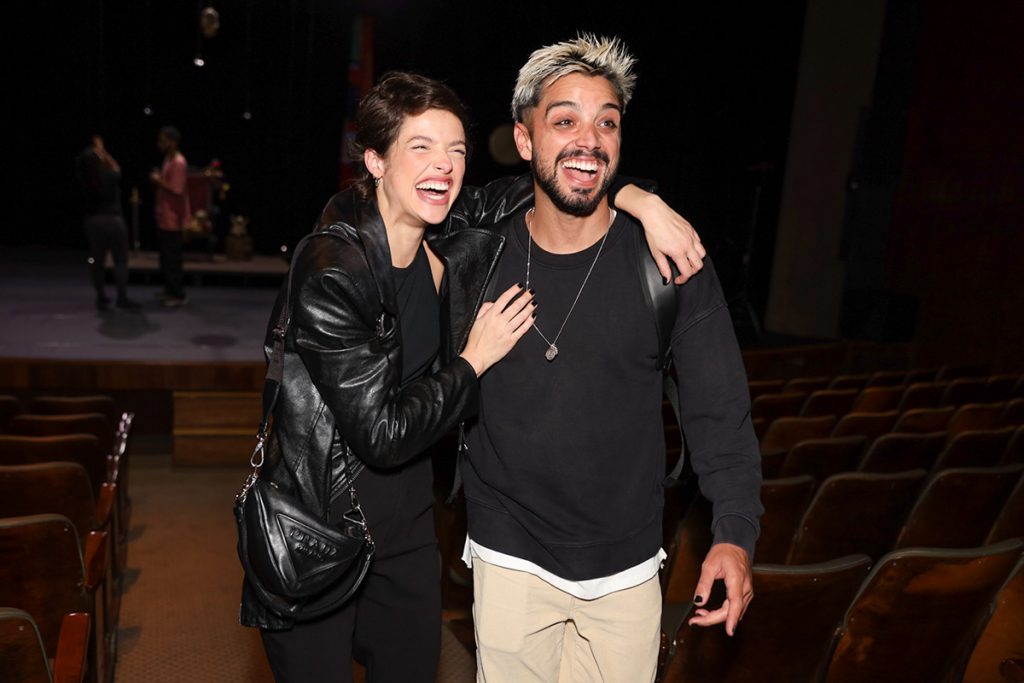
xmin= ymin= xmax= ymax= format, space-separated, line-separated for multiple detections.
xmin=391 ymin=244 xmax=440 ymax=388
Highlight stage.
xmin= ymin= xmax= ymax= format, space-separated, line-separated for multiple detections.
xmin=1 ymin=246 xmax=281 ymax=363
xmin=0 ymin=244 xmax=875 ymax=463
xmin=0 ymin=246 xmax=280 ymax=459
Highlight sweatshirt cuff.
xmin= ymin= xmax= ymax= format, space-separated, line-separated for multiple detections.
xmin=712 ymin=514 xmax=759 ymax=562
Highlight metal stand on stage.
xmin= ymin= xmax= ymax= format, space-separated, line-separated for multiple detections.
xmin=129 ymin=186 xmax=141 ymax=252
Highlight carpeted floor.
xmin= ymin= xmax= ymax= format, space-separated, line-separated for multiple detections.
xmin=114 ymin=455 xmax=476 ymax=682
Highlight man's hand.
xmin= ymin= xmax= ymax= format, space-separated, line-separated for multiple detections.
xmin=615 ymin=185 xmax=706 ymax=284
xmin=688 ymin=543 xmax=753 ymax=636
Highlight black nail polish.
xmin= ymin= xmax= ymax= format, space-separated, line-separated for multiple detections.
xmin=694 ymin=595 xmax=704 ymax=604
xmin=662 ymin=277 xmax=669 ymax=285
xmin=528 ymin=288 xmax=535 ymax=295
xmin=516 ymin=282 xmax=524 ymax=288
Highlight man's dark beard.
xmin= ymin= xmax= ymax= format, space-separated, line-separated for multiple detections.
xmin=532 ymin=152 xmax=617 ymax=218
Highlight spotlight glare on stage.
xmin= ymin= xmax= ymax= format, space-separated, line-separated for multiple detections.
xmin=194 ymin=56 xmax=206 ymax=67
xmin=242 ymin=111 xmax=252 ymax=121
xmin=143 ymin=106 xmax=153 ymax=116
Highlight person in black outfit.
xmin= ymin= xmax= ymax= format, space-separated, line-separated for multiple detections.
xmin=74 ymin=135 xmax=138 ymax=310
xmin=244 ymin=72 xmax=538 ymax=683
xmin=459 ymin=35 xmax=763 ymax=682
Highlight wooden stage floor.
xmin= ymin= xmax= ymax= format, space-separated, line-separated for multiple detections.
xmin=1 ymin=246 xmax=281 ymax=364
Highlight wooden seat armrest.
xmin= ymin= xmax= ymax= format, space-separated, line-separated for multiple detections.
xmin=96 ymin=482 xmax=117 ymax=527
xmin=1001 ymin=658 xmax=1024 ymax=683
xmin=660 ymin=600 xmax=694 ymax=662
xmin=53 ymin=612 xmax=91 ymax=683
xmin=106 ymin=454 xmax=120 ymax=484
xmin=83 ymin=531 xmax=108 ymax=590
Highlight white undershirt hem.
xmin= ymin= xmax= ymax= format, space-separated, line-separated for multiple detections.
xmin=462 ymin=536 xmax=666 ymax=601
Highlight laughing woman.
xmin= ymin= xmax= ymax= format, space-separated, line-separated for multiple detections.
xmin=240 ymin=71 xmax=703 ymax=682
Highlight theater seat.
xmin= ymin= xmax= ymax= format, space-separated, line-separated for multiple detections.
xmin=662 ymin=554 xmax=872 ymax=683
xmin=895 ymin=464 xmax=1024 ymax=550
xmin=0 ymin=514 xmax=110 ymax=683
xmin=787 ymin=470 xmax=927 ymax=564
xmin=0 ymin=607 xmax=90 ymax=683
xmin=824 ymin=539 xmax=1024 ymax=683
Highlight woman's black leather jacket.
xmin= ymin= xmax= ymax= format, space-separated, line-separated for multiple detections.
xmin=240 ymin=176 xmax=533 ymax=629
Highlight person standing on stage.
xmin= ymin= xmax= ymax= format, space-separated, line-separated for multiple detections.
xmin=150 ymin=125 xmax=191 ymax=307
xmin=75 ymin=135 xmax=138 ymax=311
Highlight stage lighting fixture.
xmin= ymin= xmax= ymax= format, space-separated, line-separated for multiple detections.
xmin=242 ymin=111 xmax=252 ymax=120
xmin=201 ymin=7 xmax=221 ymax=39
xmin=194 ymin=56 xmax=206 ymax=67
xmin=143 ymin=106 xmax=154 ymax=116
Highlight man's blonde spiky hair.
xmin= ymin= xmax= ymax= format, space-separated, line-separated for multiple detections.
xmin=511 ymin=33 xmax=637 ymax=123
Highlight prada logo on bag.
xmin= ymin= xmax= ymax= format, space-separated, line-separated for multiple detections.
xmin=287 ymin=526 xmax=338 ymax=561
xmin=276 ymin=514 xmax=350 ymax=583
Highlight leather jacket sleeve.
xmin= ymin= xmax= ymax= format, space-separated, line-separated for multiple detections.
xmin=444 ymin=175 xmax=536 ymax=235
xmin=291 ymin=258 xmax=480 ymax=469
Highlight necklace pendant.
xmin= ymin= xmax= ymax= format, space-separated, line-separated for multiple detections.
xmin=545 ymin=344 xmax=559 ymax=362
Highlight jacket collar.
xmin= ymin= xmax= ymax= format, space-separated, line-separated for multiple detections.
xmin=318 ymin=189 xmax=398 ymax=316
xmin=426 ymin=227 xmax=507 ymax=360
xmin=317 ymin=187 xmax=507 ymax=353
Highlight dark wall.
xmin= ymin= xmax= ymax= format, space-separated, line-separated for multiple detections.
xmin=13 ymin=0 xmax=806 ymax=326
xmin=842 ymin=0 xmax=1024 ymax=370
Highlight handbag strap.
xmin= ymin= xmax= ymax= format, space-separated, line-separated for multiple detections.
xmin=240 ymin=229 xmax=366 ymax=503
xmin=237 ymin=234 xmax=316 ymax=503
xmin=260 ymin=232 xmax=319 ymax=437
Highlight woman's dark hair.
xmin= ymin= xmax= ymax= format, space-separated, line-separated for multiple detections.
xmin=351 ymin=71 xmax=471 ymax=199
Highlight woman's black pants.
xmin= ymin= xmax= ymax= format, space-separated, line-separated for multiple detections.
xmin=260 ymin=460 xmax=441 ymax=683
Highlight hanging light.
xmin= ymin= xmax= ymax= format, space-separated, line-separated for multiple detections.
xmin=201 ymin=7 xmax=221 ymax=38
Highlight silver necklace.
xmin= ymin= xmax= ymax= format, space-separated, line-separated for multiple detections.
xmin=525 ymin=207 xmax=614 ymax=361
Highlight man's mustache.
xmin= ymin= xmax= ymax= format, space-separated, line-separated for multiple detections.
xmin=556 ymin=149 xmax=610 ymax=165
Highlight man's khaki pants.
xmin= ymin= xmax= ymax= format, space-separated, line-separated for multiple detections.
xmin=472 ymin=559 xmax=661 ymax=682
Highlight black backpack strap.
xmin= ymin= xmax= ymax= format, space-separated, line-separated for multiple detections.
xmin=633 ymin=231 xmax=687 ymax=486
xmin=636 ymin=235 xmax=678 ymax=373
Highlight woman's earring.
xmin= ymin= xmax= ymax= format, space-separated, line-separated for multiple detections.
xmin=373 ymin=176 xmax=381 ymax=188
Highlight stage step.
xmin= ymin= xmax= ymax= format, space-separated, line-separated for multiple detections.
xmin=172 ymin=391 xmax=262 ymax=465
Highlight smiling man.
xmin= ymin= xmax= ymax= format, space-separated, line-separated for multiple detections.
xmin=460 ymin=35 xmax=764 ymax=682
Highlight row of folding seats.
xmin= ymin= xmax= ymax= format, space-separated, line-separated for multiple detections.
xmin=659 ymin=464 xmax=1024 ymax=681
xmin=0 ymin=394 xmax=135 ymax=683
xmin=653 ymin=361 xmax=1024 ymax=682
xmin=658 ymin=538 xmax=1024 ymax=682
xmin=748 ymin=360 xmax=1002 ymax=395
xmin=758 ymin=398 xmax=1024 ymax=475
xmin=751 ymin=373 xmax=1024 ymax=428
xmin=767 ymin=423 xmax=1024 ymax=482
xmin=665 ymin=462 xmax=1022 ymax=577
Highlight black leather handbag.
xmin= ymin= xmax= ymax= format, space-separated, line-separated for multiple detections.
xmin=234 ymin=232 xmax=375 ymax=621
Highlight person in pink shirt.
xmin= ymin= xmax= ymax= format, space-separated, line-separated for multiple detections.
xmin=150 ymin=126 xmax=191 ymax=306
